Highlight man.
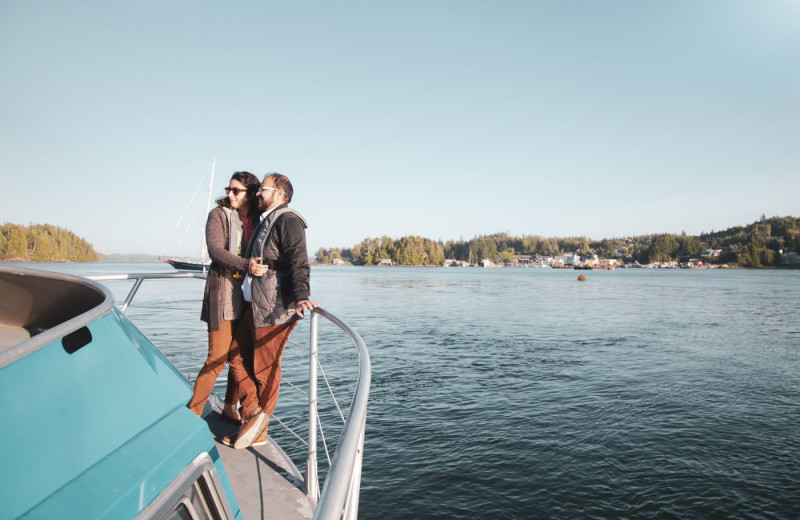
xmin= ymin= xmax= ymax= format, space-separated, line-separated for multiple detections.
xmin=225 ymin=173 xmax=318 ymax=449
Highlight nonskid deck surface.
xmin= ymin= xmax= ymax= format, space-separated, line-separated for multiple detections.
xmin=0 ymin=325 xmax=30 ymax=351
xmin=203 ymin=411 xmax=314 ymax=520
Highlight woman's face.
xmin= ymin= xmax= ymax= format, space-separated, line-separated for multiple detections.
xmin=227 ymin=179 xmax=249 ymax=210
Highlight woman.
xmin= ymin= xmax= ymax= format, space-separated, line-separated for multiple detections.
xmin=188 ymin=171 xmax=261 ymax=422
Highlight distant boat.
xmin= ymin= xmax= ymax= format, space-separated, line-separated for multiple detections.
xmin=162 ymin=258 xmax=210 ymax=271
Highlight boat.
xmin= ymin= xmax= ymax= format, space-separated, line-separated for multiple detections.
xmin=163 ymin=159 xmax=217 ymax=273
xmin=162 ymin=258 xmax=211 ymax=271
xmin=0 ymin=266 xmax=370 ymax=519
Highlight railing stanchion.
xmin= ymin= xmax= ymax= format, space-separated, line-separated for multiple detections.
xmin=343 ymin=427 xmax=365 ymax=520
xmin=305 ymin=310 xmax=320 ymax=500
xmin=120 ymin=278 xmax=144 ymax=312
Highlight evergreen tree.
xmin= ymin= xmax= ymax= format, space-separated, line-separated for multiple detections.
xmin=0 ymin=223 xmax=99 ymax=262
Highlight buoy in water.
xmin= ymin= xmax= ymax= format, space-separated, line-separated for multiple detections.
xmin=577 ymin=274 xmax=587 ymax=281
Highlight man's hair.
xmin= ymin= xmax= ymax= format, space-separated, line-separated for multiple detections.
xmin=265 ymin=172 xmax=293 ymax=203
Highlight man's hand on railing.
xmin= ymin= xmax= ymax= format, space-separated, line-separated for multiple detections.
xmin=295 ymin=299 xmax=318 ymax=318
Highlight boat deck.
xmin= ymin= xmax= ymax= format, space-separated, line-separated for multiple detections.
xmin=0 ymin=325 xmax=30 ymax=351
xmin=203 ymin=410 xmax=315 ymax=520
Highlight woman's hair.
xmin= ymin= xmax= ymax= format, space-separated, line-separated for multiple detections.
xmin=216 ymin=171 xmax=261 ymax=214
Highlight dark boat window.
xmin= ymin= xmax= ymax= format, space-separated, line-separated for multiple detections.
xmin=152 ymin=469 xmax=231 ymax=520
xmin=136 ymin=452 xmax=233 ymax=520
xmin=163 ymin=502 xmax=193 ymax=520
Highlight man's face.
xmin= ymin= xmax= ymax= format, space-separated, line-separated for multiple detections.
xmin=257 ymin=178 xmax=282 ymax=212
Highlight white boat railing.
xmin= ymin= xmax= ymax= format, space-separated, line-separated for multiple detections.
xmin=87 ymin=272 xmax=370 ymax=520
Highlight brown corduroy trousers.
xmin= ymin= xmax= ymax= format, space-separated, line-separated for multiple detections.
xmin=228 ymin=304 xmax=297 ymax=419
xmin=187 ymin=320 xmax=240 ymax=415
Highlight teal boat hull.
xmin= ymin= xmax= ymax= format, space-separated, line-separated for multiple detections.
xmin=0 ymin=267 xmax=240 ymax=519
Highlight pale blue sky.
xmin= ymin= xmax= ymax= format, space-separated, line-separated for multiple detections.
xmin=2 ymin=0 xmax=798 ymax=257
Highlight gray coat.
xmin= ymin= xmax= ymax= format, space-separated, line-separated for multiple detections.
xmin=246 ymin=205 xmax=310 ymax=328
xmin=201 ymin=206 xmax=250 ymax=331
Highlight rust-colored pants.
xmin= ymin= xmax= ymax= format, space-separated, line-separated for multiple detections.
xmin=229 ymin=304 xmax=297 ymax=419
xmin=187 ymin=319 xmax=241 ymax=415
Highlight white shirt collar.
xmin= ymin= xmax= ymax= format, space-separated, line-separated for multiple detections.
xmin=260 ymin=206 xmax=279 ymax=222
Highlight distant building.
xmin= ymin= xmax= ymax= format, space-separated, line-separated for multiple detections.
xmin=780 ymin=252 xmax=800 ymax=266
xmin=444 ymin=259 xmax=471 ymax=267
xmin=378 ymin=258 xmax=393 ymax=266
xmin=598 ymin=259 xmax=618 ymax=270
xmin=508 ymin=255 xmax=532 ymax=266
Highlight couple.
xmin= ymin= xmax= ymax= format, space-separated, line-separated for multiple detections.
xmin=187 ymin=172 xmax=317 ymax=449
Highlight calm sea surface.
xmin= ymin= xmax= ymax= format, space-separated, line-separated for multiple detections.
xmin=20 ymin=263 xmax=800 ymax=519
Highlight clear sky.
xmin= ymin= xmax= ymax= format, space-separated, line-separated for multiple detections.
xmin=2 ymin=0 xmax=798 ymax=258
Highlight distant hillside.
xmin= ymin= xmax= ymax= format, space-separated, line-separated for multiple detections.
xmin=1 ymin=223 xmax=99 ymax=262
xmin=98 ymin=253 xmax=160 ymax=262
xmin=318 ymin=215 xmax=800 ymax=268
xmin=696 ymin=215 xmax=800 ymax=267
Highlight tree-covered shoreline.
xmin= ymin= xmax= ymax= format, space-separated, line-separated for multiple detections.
xmin=316 ymin=216 xmax=800 ymax=268
xmin=4 ymin=216 xmax=798 ymax=267
xmin=0 ymin=223 xmax=99 ymax=262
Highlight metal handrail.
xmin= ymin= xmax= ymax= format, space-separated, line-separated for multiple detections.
xmin=88 ymin=272 xmax=205 ymax=312
xmin=87 ymin=272 xmax=370 ymax=519
xmin=310 ymin=308 xmax=371 ymax=520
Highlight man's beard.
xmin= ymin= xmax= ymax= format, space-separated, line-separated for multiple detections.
xmin=258 ymin=197 xmax=268 ymax=211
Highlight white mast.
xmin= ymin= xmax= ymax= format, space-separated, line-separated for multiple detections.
xmin=200 ymin=158 xmax=216 ymax=273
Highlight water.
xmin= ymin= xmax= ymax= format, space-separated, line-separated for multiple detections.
xmin=13 ymin=263 xmax=800 ymax=519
